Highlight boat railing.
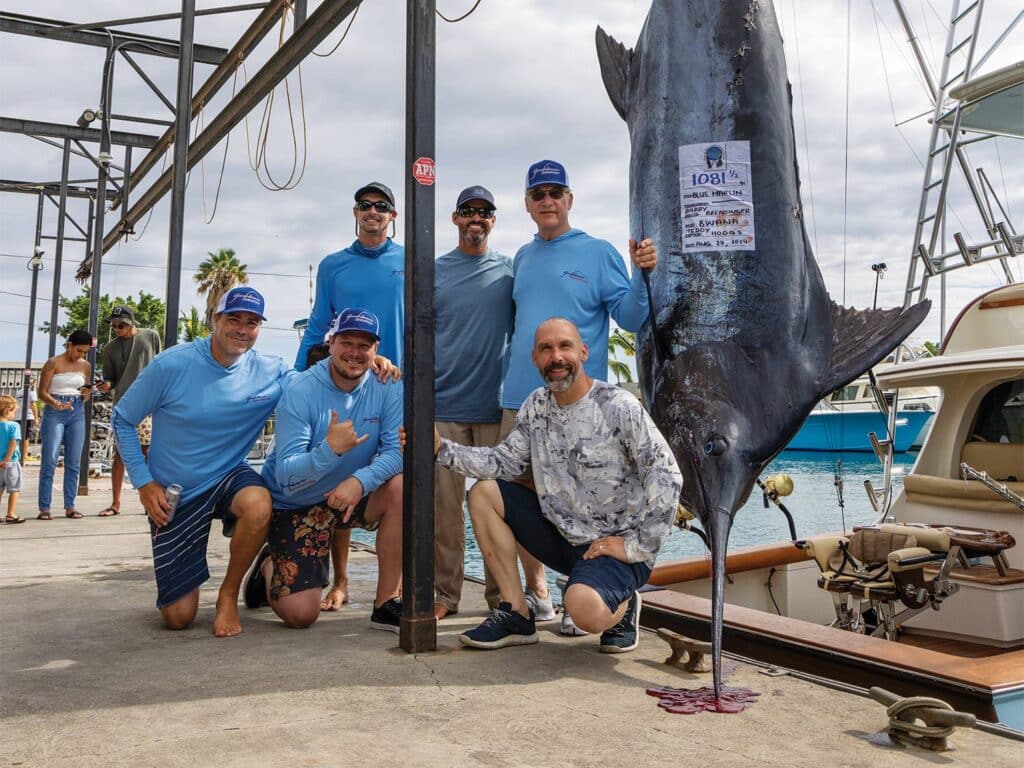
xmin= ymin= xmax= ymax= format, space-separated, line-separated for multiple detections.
xmin=960 ymin=462 xmax=1024 ymax=511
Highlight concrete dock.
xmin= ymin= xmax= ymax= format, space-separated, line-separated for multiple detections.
xmin=2 ymin=466 xmax=1022 ymax=767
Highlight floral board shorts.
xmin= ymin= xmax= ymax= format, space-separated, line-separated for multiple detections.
xmin=268 ymin=497 xmax=377 ymax=600
xmin=135 ymin=416 xmax=153 ymax=447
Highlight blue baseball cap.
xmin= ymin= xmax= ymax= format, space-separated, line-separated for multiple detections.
xmin=525 ymin=160 xmax=569 ymax=190
xmin=456 ymin=185 xmax=495 ymax=209
xmin=215 ymin=286 xmax=267 ymax=320
xmin=329 ymin=308 xmax=381 ymax=341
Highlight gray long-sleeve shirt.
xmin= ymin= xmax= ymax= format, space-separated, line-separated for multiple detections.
xmin=437 ymin=380 xmax=683 ymax=566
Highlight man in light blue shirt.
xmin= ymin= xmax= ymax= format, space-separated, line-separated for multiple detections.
xmin=247 ymin=309 xmax=404 ymax=632
xmin=499 ymin=159 xmax=659 ymax=620
xmin=113 ymin=287 xmax=292 ymax=638
xmin=433 ymin=185 xmax=513 ymax=619
xmin=294 ymin=182 xmax=405 ymax=369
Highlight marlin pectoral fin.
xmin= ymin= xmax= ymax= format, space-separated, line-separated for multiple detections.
xmin=821 ymin=299 xmax=932 ymax=394
xmin=596 ymin=25 xmax=631 ymax=121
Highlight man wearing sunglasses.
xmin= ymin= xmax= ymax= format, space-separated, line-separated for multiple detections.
xmin=432 ymin=185 xmax=514 ymax=620
xmin=294 ymin=182 xmax=405 ymax=375
xmin=97 ymin=305 xmax=162 ymax=517
xmin=497 ymin=159 xmax=659 ymax=623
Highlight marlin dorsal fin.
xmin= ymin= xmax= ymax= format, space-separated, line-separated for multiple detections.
xmin=596 ymin=26 xmax=631 ymax=121
xmin=822 ymin=299 xmax=932 ymax=395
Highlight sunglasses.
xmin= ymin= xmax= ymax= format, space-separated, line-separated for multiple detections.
xmin=529 ymin=186 xmax=567 ymax=202
xmin=111 ymin=322 xmax=130 ymax=330
xmin=355 ymin=200 xmax=394 ymax=213
xmin=456 ymin=206 xmax=495 ymax=220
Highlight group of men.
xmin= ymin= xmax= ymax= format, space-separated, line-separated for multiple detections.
xmin=111 ymin=159 xmax=683 ymax=653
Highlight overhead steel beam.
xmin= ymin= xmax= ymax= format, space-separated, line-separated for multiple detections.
xmin=0 ymin=12 xmax=228 ymax=65
xmin=0 ymin=116 xmax=158 ymax=149
xmin=0 ymin=180 xmax=95 ymax=199
xmin=61 ymin=3 xmax=270 ymax=33
xmin=83 ymin=0 xmax=363 ymax=278
xmin=108 ymin=0 xmax=291 ymax=210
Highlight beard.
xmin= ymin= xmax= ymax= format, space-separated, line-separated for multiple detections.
xmin=542 ymin=362 xmax=577 ymax=393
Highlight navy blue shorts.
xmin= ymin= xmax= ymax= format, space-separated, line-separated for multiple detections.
xmin=496 ymin=480 xmax=650 ymax=614
xmin=150 ymin=464 xmax=267 ymax=608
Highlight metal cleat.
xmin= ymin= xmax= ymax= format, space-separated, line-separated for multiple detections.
xmin=868 ymin=687 xmax=976 ymax=751
xmin=656 ymin=628 xmax=712 ymax=673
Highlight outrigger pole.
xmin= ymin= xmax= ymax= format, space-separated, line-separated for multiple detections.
xmin=401 ymin=0 xmax=438 ymax=652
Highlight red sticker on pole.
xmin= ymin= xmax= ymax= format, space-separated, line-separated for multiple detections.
xmin=412 ymin=156 xmax=436 ymax=186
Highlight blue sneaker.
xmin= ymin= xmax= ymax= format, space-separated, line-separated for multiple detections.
xmin=599 ymin=591 xmax=641 ymax=653
xmin=459 ymin=602 xmax=538 ymax=649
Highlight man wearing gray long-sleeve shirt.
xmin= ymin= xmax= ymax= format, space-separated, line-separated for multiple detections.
xmin=425 ymin=318 xmax=683 ymax=653
xmin=432 ymin=185 xmax=513 ymax=619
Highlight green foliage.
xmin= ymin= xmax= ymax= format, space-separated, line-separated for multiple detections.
xmin=41 ymin=287 xmax=165 ymax=343
xmin=922 ymin=340 xmax=940 ymax=357
xmin=179 ymin=306 xmax=210 ymax=342
xmin=608 ymin=329 xmax=636 ymax=383
xmin=194 ymin=248 xmax=248 ymax=328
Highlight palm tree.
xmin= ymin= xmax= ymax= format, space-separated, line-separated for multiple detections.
xmin=608 ymin=329 xmax=636 ymax=384
xmin=194 ymin=248 xmax=248 ymax=328
xmin=179 ymin=307 xmax=210 ymax=342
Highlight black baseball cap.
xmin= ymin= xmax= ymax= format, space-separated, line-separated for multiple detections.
xmin=108 ymin=306 xmax=136 ymax=324
xmin=354 ymin=182 xmax=396 ymax=207
xmin=456 ymin=185 xmax=496 ymax=210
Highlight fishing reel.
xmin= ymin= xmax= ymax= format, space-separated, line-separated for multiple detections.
xmin=757 ymin=473 xmax=799 ymax=541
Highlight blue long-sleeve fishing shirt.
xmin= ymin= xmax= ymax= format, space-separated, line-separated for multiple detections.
xmin=112 ymin=338 xmax=293 ymax=505
xmin=294 ymin=239 xmax=405 ymax=370
xmin=261 ymin=360 xmax=403 ymax=509
xmin=500 ymin=228 xmax=648 ymax=409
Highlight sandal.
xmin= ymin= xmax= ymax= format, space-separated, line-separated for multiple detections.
xmin=3 ymin=516 xmax=26 ymax=524
xmin=65 ymin=509 xmax=84 ymax=519
xmin=37 ymin=511 xmax=53 ymax=521
xmin=98 ymin=506 xmax=120 ymax=517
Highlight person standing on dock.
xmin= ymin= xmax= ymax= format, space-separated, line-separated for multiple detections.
xmin=498 ymin=160 xmax=660 ymax=622
xmin=246 ymin=308 xmax=404 ymax=633
xmin=96 ymin=306 xmax=162 ymax=518
xmin=411 ymin=318 xmax=682 ymax=652
xmin=432 ymin=185 xmax=513 ymax=620
xmin=112 ymin=287 xmax=293 ymax=638
xmin=294 ymin=182 xmax=405 ymax=371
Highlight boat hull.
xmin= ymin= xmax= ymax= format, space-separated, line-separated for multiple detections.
xmin=787 ymin=410 xmax=933 ymax=452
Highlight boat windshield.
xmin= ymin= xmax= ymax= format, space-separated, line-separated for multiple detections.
xmin=969 ymin=378 xmax=1024 ymax=444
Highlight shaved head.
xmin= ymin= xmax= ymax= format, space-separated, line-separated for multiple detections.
xmin=533 ymin=317 xmax=582 ymax=349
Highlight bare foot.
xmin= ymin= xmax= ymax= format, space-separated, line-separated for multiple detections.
xmin=433 ymin=603 xmax=457 ymax=620
xmin=320 ymin=585 xmax=349 ymax=611
xmin=213 ymin=593 xmax=242 ymax=637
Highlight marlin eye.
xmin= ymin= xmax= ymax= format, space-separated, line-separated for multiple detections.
xmin=704 ymin=436 xmax=727 ymax=456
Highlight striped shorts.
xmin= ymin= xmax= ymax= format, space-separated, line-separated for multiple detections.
xmin=149 ymin=464 xmax=266 ymax=608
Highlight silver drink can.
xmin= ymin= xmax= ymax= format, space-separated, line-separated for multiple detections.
xmin=165 ymin=484 xmax=183 ymax=524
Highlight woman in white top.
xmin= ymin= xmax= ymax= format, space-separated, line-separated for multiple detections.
xmin=37 ymin=329 xmax=93 ymax=520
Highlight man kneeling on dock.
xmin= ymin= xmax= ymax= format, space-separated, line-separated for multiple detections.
xmin=247 ymin=308 xmax=404 ymax=632
xmin=419 ymin=318 xmax=682 ymax=652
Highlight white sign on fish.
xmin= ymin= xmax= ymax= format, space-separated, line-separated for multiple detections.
xmin=679 ymin=141 xmax=755 ymax=253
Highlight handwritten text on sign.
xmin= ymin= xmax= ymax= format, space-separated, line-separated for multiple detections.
xmin=679 ymin=141 xmax=755 ymax=253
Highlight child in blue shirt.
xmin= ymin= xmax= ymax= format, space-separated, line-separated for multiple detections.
xmin=0 ymin=395 xmax=25 ymax=524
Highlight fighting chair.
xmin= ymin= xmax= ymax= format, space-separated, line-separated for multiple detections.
xmin=798 ymin=524 xmax=961 ymax=640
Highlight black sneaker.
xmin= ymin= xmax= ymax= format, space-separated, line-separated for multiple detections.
xmin=599 ymin=591 xmax=641 ymax=653
xmin=370 ymin=597 xmax=402 ymax=633
xmin=459 ymin=602 xmax=538 ymax=649
xmin=243 ymin=544 xmax=271 ymax=609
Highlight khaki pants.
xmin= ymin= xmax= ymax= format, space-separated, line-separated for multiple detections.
xmin=480 ymin=409 xmax=523 ymax=609
xmin=434 ymin=420 xmax=504 ymax=612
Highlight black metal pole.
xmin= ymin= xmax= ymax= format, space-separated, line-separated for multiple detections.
xmin=400 ymin=0 xmax=437 ymax=653
xmin=81 ymin=45 xmax=117 ymax=495
xmin=164 ymin=0 xmax=197 ymax=349
xmin=49 ymin=138 xmax=71 ymax=358
xmin=294 ymin=0 xmax=307 ymax=26
xmin=22 ymin=194 xmax=45 ymax=460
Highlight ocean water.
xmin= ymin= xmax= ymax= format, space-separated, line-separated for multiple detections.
xmin=353 ymin=450 xmax=919 ymax=592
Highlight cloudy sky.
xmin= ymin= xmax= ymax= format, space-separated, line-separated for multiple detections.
xmin=1 ymin=0 xmax=1021 ymax=366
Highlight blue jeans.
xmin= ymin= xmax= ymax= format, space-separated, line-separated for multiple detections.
xmin=38 ymin=396 xmax=86 ymax=512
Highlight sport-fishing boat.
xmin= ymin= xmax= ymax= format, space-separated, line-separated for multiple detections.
xmin=639 ymin=0 xmax=1024 ymax=730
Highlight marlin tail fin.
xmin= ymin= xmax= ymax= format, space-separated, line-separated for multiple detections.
xmin=821 ymin=299 xmax=932 ymax=395
xmin=596 ymin=26 xmax=631 ymax=121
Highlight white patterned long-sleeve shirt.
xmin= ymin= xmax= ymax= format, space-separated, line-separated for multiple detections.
xmin=437 ymin=381 xmax=683 ymax=567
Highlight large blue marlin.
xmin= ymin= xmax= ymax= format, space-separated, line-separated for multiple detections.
xmin=596 ymin=0 xmax=929 ymax=696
